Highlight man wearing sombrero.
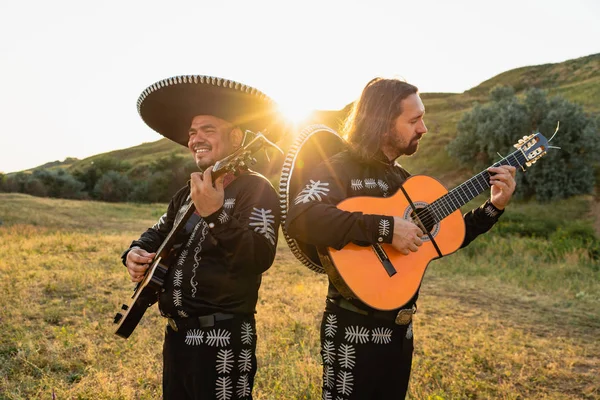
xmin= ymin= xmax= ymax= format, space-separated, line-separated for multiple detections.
xmin=121 ymin=75 xmax=281 ymax=399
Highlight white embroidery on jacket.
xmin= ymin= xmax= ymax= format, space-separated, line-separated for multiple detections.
xmin=294 ymin=180 xmax=330 ymax=204
xmin=377 ymin=179 xmax=389 ymax=192
xmin=364 ymin=178 xmax=377 ymax=189
xmin=378 ymin=219 xmax=390 ymax=237
xmin=218 ymin=210 xmax=230 ymax=224
xmin=249 ymin=208 xmax=276 ymax=245
xmin=224 ymin=198 xmax=236 ymax=209
xmin=323 ymin=365 xmax=335 ymax=389
xmin=350 ymin=179 xmax=363 ymax=191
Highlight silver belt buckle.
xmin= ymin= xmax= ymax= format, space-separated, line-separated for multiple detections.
xmin=394 ymin=306 xmax=415 ymax=325
xmin=167 ymin=318 xmax=178 ymax=332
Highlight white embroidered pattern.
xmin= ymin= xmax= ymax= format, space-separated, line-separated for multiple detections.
xmin=294 ymin=180 xmax=330 ymax=204
xmin=406 ymin=322 xmax=413 ymax=340
xmin=177 ymin=310 xmax=189 ymax=318
xmin=177 ymin=250 xmax=188 ymax=266
xmin=186 ymin=222 xmax=201 ymax=248
xmin=218 ymin=210 xmax=230 ymax=224
xmin=350 ymin=179 xmax=363 ymax=191
xmin=173 ymin=289 xmax=183 ymax=307
xmin=249 ymin=208 xmax=276 ymax=245
xmin=173 ymin=269 xmax=183 ymax=286
xmin=206 ymin=329 xmax=231 ymax=347
xmin=151 ymin=213 xmax=167 ymax=230
xmin=224 ymin=198 xmax=236 ymax=209
xmin=322 ymin=390 xmax=332 ymax=400
xmin=238 ymin=349 xmax=253 ymax=372
xmin=364 ymin=178 xmax=377 ymax=189
xmin=372 ymin=327 xmax=393 ymax=344
xmin=336 ymin=370 xmax=354 ymax=396
xmin=484 ymin=204 xmax=499 ymax=217
xmin=377 ymin=179 xmax=389 ymax=192
xmin=378 ymin=219 xmax=390 ymax=237
xmin=323 ymin=365 xmax=335 ymax=389
xmin=189 ymin=222 xmax=209 ymax=298
xmin=184 ymin=329 xmax=204 ymax=346
xmin=216 ymin=349 xmax=234 ymax=374
xmin=215 ymin=376 xmax=233 ymax=400
xmin=241 ymin=322 xmax=254 ymax=345
xmin=325 ymin=314 xmax=337 ymax=338
xmin=322 ymin=340 xmax=336 ymax=365
xmin=345 ymin=326 xmax=370 ymax=344
xmin=338 ymin=344 xmax=356 ymax=369
xmin=236 ymin=374 xmax=251 ymax=398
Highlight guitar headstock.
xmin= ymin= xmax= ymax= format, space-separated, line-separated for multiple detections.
xmin=211 ymin=130 xmax=283 ymax=178
xmin=514 ymin=132 xmax=549 ymax=167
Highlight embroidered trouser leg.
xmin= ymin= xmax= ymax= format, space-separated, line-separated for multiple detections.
xmin=320 ymin=302 xmax=414 ymax=399
xmin=163 ymin=317 xmax=257 ymax=400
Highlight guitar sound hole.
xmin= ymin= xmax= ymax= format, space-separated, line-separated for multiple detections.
xmin=411 ymin=207 xmax=436 ymax=233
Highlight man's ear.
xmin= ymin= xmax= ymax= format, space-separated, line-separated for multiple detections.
xmin=230 ymin=127 xmax=244 ymax=148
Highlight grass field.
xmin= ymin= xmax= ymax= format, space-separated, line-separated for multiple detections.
xmin=0 ymin=193 xmax=598 ymax=399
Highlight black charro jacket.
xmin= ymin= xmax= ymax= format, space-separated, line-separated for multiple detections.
xmin=122 ymin=170 xmax=280 ymax=318
xmin=285 ymin=150 xmax=503 ymax=310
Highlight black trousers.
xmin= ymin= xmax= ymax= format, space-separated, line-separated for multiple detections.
xmin=320 ymin=300 xmax=414 ymax=399
xmin=163 ymin=316 xmax=257 ymax=400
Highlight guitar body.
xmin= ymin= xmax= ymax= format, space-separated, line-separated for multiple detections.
xmin=114 ymin=256 xmax=170 ymax=338
xmin=327 ymin=175 xmax=466 ymax=310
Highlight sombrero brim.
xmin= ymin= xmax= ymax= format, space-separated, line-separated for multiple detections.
xmin=137 ymin=75 xmax=280 ymax=146
xmin=278 ymin=124 xmax=347 ymax=274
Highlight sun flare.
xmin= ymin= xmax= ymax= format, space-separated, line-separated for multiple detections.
xmin=277 ymin=103 xmax=314 ymax=127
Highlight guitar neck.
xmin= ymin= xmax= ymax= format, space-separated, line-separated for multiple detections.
xmin=427 ymin=148 xmax=527 ymax=222
xmin=154 ymin=165 xmax=229 ymax=258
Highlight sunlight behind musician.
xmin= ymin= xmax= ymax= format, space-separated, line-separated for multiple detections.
xmin=277 ymin=101 xmax=314 ymax=128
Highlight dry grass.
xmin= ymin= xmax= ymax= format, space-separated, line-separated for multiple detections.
xmin=0 ymin=193 xmax=598 ymax=399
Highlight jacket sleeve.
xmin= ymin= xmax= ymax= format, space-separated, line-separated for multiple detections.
xmin=461 ymin=199 xmax=504 ymax=248
xmin=120 ymin=187 xmax=188 ymax=266
xmin=203 ymin=175 xmax=280 ymax=274
xmin=285 ymin=161 xmax=394 ymax=250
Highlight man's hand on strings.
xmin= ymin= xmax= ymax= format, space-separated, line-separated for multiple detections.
xmin=488 ymin=165 xmax=517 ymax=209
xmin=190 ymin=168 xmax=225 ymax=217
xmin=391 ymin=217 xmax=424 ymax=255
xmin=126 ymin=247 xmax=155 ymax=283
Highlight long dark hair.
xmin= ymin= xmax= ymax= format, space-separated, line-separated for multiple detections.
xmin=342 ymin=78 xmax=418 ymax=161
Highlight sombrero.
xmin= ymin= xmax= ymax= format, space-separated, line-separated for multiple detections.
xmin=278 ymin=124 xmax=347 ymax=274
xmin=137 ymin=75 xmax=280 ymax=146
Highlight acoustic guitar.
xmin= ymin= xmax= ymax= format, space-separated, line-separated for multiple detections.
xmin=326 ymin=132 xmax=549 ymax=310
xmin=113 ymin=131 xmax=281 ymax=338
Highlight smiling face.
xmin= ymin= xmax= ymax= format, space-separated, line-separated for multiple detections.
xmin=187 ymin=115 xmax=243 ymax=171
xmin=381 ymin=93 xmax=428 ymax=160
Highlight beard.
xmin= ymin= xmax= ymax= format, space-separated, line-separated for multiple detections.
xmin=383 ymin=131 xmax=420 ymax=159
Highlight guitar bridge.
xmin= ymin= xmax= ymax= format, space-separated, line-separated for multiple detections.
xmin=372 ymin=244 xmax=397 ymax=277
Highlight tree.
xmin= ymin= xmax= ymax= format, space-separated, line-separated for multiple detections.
xmin=448 ymin=86 xmax=600 ymax=201
xmin=93 ymin=171 xmax=132 ymax=202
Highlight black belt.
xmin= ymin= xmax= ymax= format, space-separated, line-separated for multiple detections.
xmin=328 ymin=297 xmax=416 ymax=325
xmin=167 ymin=312 xmax=235 ymax=332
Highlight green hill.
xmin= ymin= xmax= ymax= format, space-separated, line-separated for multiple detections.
xmin=19 ymin=53 xmax=600 ymax=186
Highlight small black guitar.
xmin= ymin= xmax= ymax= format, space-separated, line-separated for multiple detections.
xmin=114 ymin=131 xmax=281 ymax=338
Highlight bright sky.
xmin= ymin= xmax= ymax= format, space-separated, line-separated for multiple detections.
xmin=1 ymin=0 xmax=598 ymax=173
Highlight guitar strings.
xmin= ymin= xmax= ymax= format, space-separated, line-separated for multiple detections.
xmin=412 ymin=150 xmax=525 ymax=230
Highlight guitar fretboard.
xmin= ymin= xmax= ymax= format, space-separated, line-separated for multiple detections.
xmin=426 ymin=148 xmax=527 ymax=223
